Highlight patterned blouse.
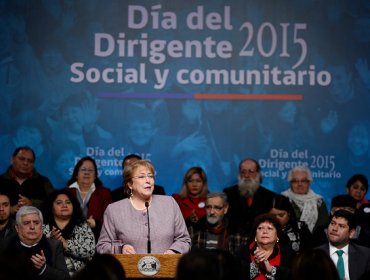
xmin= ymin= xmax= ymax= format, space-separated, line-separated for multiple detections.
xmin=43 ymin=222 xmax=95 ymax=273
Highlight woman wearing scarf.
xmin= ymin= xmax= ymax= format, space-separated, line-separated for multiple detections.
xmin=239 ymin=213 xmax=294 ymax=280
xmin=281 ymin=166 xmax=329 ymax=233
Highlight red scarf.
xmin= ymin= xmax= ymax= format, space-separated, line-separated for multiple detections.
xmin=249 ymin=241 xmax=281 ymax=280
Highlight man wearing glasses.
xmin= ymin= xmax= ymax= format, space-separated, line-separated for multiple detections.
xmin=281 ymin=165 xmax=329 ymax=233
xmin=190 ymin=193 xmax=228 ymax=248
xmin=223 ymin=158 xmax=276 ymax=236
xmin=0 ymin=146 xmax=54 ymax=214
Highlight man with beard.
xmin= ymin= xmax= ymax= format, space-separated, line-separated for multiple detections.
xmin=190 ymin=193 xmax=231 ymax=251
xmin=317 ymin=210 xmax=370 ymax=280
xmin=223 ymin=158 xmax=276 ymax=236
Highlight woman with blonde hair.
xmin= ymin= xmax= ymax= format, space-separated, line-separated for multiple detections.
xmin=173 ymin=166 xmax=209 ymax=230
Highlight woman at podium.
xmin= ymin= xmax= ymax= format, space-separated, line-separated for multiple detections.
xmin=96 ymin=160 xmax=191 ymax=254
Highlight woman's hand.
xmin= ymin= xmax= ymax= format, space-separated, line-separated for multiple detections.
xmin=164 ymin=250 xmax=175 ymax=254
xmin=87 ymin=216 xmax=96 ymax=228
xmin=50 ymin=226 xmax=68 ymax=249
xmin=254 ymin=247 xmax=274 ymax=273
xmin=122 ymin=244 xmax=136 ymax=254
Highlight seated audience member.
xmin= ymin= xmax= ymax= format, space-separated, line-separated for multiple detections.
xmin=0 ymin=192 xmax=17 ymax=240
xmin=238 ymin=213 xmax=294 ymax=280
xmin=223 ymin=158 xmax=276 ymax=236
xmin=311 ymin=194 xmax=369 ymax=247
xmin=269 ymin=195 xmax=312 ymax=254
xmin=176 ymin=249 xmax=221 ymax=280
xmin=65 ymin=156 xmax=111 ymax=240
xmin=291 ymin=248 xmax=339 ymax=280
xmin=346 ymin=174 xmax=369 ymax=209
xmin=42 ymin=189 xmax=95 ymax=275
xmin=316 ymin=210 xmax=370 ymax=280
xmin=281 ymin=166 xmax=329 ymax=233
xmin=190 ymin=192 xmax=247 ymax=254
xmin=72 ymin=253 xmax=126 ymax=280
xmin=176 ymin=248 xmax=242 ymax=280
xmin=0 ymin=206 xmax=69 ymax=280
xmin=0 ymin=146 xmax=54 ymax=214
xmin=358 ymin=202 xmax=370 ymax=239
xmin=173 ymin=166 xmax=208 ymax=230
xmin=110 ymin=154 xmax=165 ymax=202
xmin=96 ymin=160 xmax=191 ymax=254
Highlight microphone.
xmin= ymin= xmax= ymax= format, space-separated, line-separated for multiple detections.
xmin=145 ymin=201 xmax=151 ymax=254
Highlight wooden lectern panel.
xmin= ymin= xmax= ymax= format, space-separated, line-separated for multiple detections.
xmin=114 ymin=254 xmax=182 ymax=278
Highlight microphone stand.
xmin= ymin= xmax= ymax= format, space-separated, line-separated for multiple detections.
xmin=145 ymin=201 xmax=151 ymax=254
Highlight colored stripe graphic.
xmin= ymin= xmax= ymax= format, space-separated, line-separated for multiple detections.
xmin=97 ymin=92 xmax=303 ymax=101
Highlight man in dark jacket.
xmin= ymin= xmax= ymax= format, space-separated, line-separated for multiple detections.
xmin=0 ymin=146 xmax=54 ymax=214
xmin=223 ymin=158 xmax=276 ymax=236
xmin=0 ymin=206 xmax=69 ymax=280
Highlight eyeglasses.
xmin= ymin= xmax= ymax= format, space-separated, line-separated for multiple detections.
xmin=133 ymin=174 xmax=155 ymax=180
xmin=240 ymin=169 xmax=257 ymax=175
xmin=79 ymin=168 xmax=95 ymax=174
xmin=205 ymin=205 xmax=224 ymax=211
xmin=291 ymin=179 xmax=310 ymax=184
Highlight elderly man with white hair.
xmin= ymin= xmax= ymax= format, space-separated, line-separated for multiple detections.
xmin=0 ymin=206 xmax=69 ymax=280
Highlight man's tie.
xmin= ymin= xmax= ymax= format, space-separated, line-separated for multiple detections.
xmin=336 ymin=249 xmax=345 ymax=280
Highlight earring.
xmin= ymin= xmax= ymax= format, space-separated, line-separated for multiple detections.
xmin=276 ymin=238 xmax=279 ymax=243
xmin=127 ymin=188 xmax=133 ymax=196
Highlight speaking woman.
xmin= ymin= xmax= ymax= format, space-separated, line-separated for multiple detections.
xmin=96 ymin=160 xmax=191 ymax=254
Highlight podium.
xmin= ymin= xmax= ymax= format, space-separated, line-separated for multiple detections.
xmin=114 ymin=254 xmax=182 ymax=278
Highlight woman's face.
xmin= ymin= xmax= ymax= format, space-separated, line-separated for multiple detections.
xmin=76 ymin=160 xmax=96 ymax=187
xmin=129 ymin=165 xmax=154 ymax=201
xmin=347 ymin=180 xmax=367 ymax=201
xmin=269 ymin=208 xmax=289 ymax=227
xmin=53 ymin=194 xmax=73 ymax=219
xmin=255 ymin=221 xmax=278 ymax=246
xmin=186 ymin=173 xmax=204 ymax=197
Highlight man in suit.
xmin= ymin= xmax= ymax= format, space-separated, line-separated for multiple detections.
xmin=0 ymin=206 xmax=69 ymax=280
xmin=317 ymin=209 xmax=370 ymax=280
xmin=223 ymin=158 xmax=276 ymax=235
xmin=111 ymin=154 xmax=165 ymax=202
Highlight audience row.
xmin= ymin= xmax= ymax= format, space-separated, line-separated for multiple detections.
xmin=1 ymin=146 xmax=370 ymax=279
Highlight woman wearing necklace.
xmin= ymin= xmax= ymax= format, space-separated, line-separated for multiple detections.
xmin=66 ymin=156 xmax=112 ymax=240
xmin=96 ymin=160 xmax=191 ymax=254
xmin=239 ymin=214 xmax=294 ymax=280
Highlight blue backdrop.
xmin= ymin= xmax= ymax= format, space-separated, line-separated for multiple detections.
xmin=1 ymin=0 xmax=370 ymax=208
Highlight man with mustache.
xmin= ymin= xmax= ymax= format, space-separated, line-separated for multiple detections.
xmin=190 ymin=193 xmax=229 ymax=250
xmin=223 ymin=158 xmax=276 ymax=236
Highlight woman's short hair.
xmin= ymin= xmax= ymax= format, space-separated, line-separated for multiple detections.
xmin=250 ymin=213 xmax=282 ymax=241
xmin=123 ymin=160 xmax=155 ymax=196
